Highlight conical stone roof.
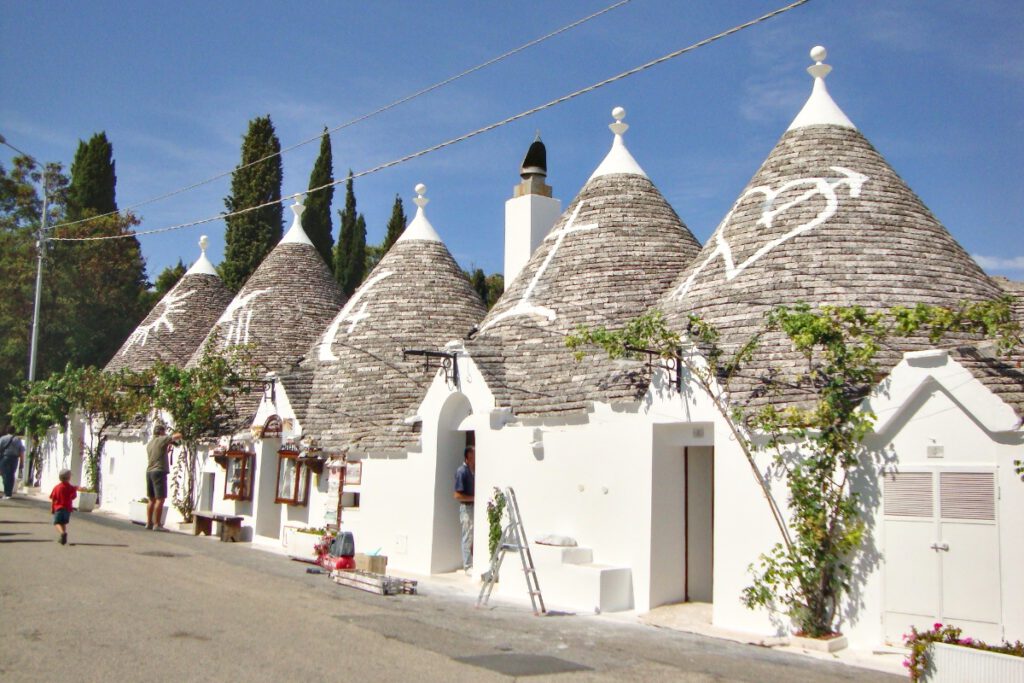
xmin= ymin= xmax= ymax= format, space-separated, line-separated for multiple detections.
xmin=293 ymin=185 xmax=487 ymax=454
xmin=106 ymin=236 xmax=233 ymax=372
xmin=659 ymin=47 xmax=1003 ymax=410
xmin=188 ymin=202 xmax=346 ymax=431
xmin=468 ymin=108 xmax=702 ymax=416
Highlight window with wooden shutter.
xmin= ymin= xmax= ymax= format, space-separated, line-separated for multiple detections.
xmin=939 ymin=472 xmax=995 ymax=521
xmin=883 ymin=472 xmax=933 ymax=517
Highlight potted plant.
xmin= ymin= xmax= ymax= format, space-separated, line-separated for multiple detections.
xmin=129 ymin=498 xmax=168 ymax=526
xmin=75 ymin=487 xmax=97 ymax=512
xmin=284 ymin=526 xmax=325 ymax=563
xmin=904 ymin=623 xmax=1024 ymax=681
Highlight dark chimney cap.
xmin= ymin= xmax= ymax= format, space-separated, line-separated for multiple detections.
xmin=520 ymin=134 xmax=547 ymax=179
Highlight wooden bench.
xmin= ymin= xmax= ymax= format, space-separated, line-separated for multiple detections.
xmin=193 ymin=510 xmax=244 ymax=542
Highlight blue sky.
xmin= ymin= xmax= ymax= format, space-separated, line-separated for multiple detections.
xmin=2 ymin=0 xmax=1022 ymax=282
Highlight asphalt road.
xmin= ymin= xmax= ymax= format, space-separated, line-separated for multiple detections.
xmin=0 ymin=496 xmax=901 ymax=682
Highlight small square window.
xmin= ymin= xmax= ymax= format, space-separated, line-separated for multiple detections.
xmin=223 ymin=451 xmax=253 ymax=501
xmin=275 ymin=448 xmax=310 ymax=506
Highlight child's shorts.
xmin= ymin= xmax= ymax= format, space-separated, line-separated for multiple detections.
xmin=53 ymin=509 xmax=71 ymax=525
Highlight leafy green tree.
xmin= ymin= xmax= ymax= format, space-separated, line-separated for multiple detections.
xmin=0 ymin=156 xmax=69 ymax=423
xmin=485 ymin=273 xmax=505 ymax=309
xmin=149 ymin=340 xmax=257 ymax=522
xmin=567 ymin=300 xmax=1021 ymax=638
xmin=333 ymin=172 xmax=366 ymax=296
xmin=462 ymin=268 xmax=503 ymax=309
xmin=42 ymin=364 xmax=152 ymax=497
xmin=153 ymin=260 xmax=187 ymax=297
xmin=52 ymin=132 xmax=150 ymax=370
xmin=221 ymin=115 xmax=283 ymax=292
xmin=470 ymin=268 xmax=487 ymax=305
xmin=304 ymin=128 xmax=335 ymax=268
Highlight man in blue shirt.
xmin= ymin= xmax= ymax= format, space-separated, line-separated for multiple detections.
xmin=453 ymin=445 xmax=475 ymax=574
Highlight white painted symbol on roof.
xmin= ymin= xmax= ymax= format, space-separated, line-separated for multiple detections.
xmin=479 ymin=201 xmax=599 ymax=333
xmin=674 ymin=167 xmax=868 ymax=299
xmin=318 ymin=269 xmax=395 ymax=361
xmin=217 ymin=288 xmax=270 ymax=347
xmin=122 ymin=286 xmax=196 ymax=351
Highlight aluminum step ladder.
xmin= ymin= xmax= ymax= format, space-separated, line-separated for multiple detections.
xmin=476 ymin=487 xmax=546 ymax=615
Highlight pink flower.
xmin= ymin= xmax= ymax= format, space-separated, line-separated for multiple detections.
xmin=933 ymin=622 xmax=943 ymax=630
xmin=961 ymin=638 xmax=974 ymax=645
xmin=902 ymin=661 xmax=910 ymax=668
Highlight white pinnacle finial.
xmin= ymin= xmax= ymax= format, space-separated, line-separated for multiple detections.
xmin=588 ymin=105 xmax=646 ymax=180
xmin=609 ymin=106 xmax=629 ymax=136
xmin=398 ymin=182 xmax=441 ymax=243
xmin=807 ymin=45 xmax=832 ymax=79
xmin=786 ymin=44 xmax=855 ymax=131
xmin=280 ymin=194 xmax=313 ymax=246
xmin=413 ymin=183 xmax=428 ymax=209
xmin=187 ymin=234 xmax=217 ymax=276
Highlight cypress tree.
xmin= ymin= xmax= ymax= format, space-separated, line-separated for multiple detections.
xmin=381 ymin=194 xmax=406 ymax=255
xmin=470 ymin=268 xmax=488 ymax=305
xmin=333 ymin=172 xmax=367 ymax=296
xmin=221 ymin=116 xmax=283 ymax=292
xmin=67 ymin=132 xmax=117 ymax=220
xmin=304 ymin=128 xmax=334 ymax=268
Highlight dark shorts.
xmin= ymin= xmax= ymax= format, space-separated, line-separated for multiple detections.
xmin=53 ymin=508 xmax=71 ymax=525
xmin=146 ymin=470 xmax=168 ymax=499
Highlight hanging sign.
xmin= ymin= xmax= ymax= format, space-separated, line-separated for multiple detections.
xmin=261 ymin=414 xmax=283 ymax=438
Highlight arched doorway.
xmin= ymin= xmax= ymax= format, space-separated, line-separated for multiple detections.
xmin=430 ymin=392 xmax=472 ymax=573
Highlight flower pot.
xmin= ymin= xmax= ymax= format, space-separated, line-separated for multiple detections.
xmin=75 ymin=491 xmax=97 ymax=512
xmin=790 ymin=633 xmax=848 ymax=653
xmin=129 ymin=501 xmax=167 ymax=526
xmin=928 ymin=642 xmax=1024 ymax=682
xmin=283 ymin=527 xmax=321 ymax=563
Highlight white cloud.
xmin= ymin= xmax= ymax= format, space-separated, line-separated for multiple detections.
xmin=972 ymin=254 xmax=1024 ymax=273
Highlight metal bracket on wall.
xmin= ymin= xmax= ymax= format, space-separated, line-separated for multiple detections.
xmin=402 ymin=349 xmax=459 ymax=388
xmin=624 ymin=345 xmax=683 ymax=392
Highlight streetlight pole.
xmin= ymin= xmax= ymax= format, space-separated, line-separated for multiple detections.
xmin=29 ymin=181 xmax=48 ymax=382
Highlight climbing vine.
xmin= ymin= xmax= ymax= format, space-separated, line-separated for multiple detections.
xmin=567 ymin=299 xmax=1020 ymax=638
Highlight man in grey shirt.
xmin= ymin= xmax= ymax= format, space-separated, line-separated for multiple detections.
xmin=145 ymin=425 xmax=181 ymax=530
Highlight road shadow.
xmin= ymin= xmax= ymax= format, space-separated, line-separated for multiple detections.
xmin=69 ymin=543 xmax=129 ymax=548
xmin=0 ymin=539 xmax=51 ymax=544
xmin=0 ymin=531 xmax=30 ymax=537
xmin=0 ymin=520 xmax=48 ymax=524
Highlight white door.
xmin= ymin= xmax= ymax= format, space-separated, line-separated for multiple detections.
xmin=883 ymin=469 xmax=1002 ymax=643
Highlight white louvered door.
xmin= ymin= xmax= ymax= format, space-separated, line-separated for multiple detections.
xmin=882 ymin=469 xmax=1002 ymax=644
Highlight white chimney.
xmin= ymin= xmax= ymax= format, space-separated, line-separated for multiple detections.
xmin=504 ymin=133 xmax=561 ymax=285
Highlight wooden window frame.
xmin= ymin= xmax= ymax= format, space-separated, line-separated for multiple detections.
xmin=274 ymin=449 xmax=310 ymax=506
xmin=222 ymin=450 xmax=254 ymax=501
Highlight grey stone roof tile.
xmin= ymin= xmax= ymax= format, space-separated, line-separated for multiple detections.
xmin=105 ymin=273 xmax=233 ymax=372
xmin=658 ymin=124 xmax=1005 ymax=413
xmin=468 ymin=172 xmax=701 ymax=416
xmin=286 ymin=238 xmax=486 ymax=454
xmin=188 ymin=241 xmax=346 ymax=433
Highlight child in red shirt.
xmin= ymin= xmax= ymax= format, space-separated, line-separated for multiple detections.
xmin=49 ymin=468 xmax=77 ymax=545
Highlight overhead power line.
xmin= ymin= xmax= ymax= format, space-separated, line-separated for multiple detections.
xmin=45 ymin=0 xmax=632 ymax=234
xmin=50 ymin=0 xmax=812 ymax=243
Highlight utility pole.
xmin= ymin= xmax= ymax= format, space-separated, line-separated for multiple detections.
xmin=29 ymin=181 xmax=48 ymax=382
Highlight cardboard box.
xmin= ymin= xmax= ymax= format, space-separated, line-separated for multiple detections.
xmin=354 ymin=553 xmax=387 ymax=574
